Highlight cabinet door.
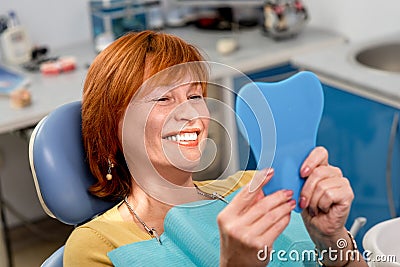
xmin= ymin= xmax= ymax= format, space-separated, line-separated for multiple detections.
xmin=317 ymin=84 xmax=400 ymax=248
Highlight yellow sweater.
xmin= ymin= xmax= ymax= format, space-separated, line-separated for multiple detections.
xmin=64 ymin=171 xmax=254 ymax=267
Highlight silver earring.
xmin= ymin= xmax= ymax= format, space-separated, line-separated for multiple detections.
xmin=106 ymin=159 xmax=114 ymax=181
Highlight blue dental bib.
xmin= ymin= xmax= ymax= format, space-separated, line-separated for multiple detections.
xmin=108 ymin=190 xmax=315 ymax=267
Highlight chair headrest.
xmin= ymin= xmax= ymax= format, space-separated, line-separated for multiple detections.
xmin=29 ymin=101 xmax=117 ymax=225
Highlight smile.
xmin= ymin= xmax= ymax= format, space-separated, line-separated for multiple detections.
xmin=164 ymin=132 xmax=198 ymax=142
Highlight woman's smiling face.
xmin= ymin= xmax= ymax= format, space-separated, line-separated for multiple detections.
xmin=122 ymin=77 xmax=210 ymax=182
xmin=146 ymin=81 xmax=210 ymax=173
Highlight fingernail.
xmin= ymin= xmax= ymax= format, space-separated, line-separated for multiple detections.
xmin=299 ymin=196 xmax=307 ymax=209
xmin=288 ymin=199 xmax=296 ymax=208
xmin=284 ymin=189 xmax=293 ymax=198
xmin=249 ymin=169 xmax=270 ymax=192
xmin=301 ymin=166 xmax=310 ymax=177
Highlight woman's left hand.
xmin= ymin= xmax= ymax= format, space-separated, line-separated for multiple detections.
xmin=299 ymin=146 xmax=354 ymax=242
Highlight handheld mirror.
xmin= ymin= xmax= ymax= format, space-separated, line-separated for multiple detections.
xmin=235 ymin=71 xmax=324 ymax=212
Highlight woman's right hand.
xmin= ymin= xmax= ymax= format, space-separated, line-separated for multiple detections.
xmin=217 ymin=168 xmax=296 ymax=267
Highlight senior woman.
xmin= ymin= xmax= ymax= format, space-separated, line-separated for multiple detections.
xmin=64 ymin=30 xmax=367 ymax=267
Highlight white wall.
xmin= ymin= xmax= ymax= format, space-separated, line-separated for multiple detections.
xmin=305 ymin=0 xmax=400 ymax=42
xmin=0 ymin=1 xmax=92 ymax=49
xmin=1 ymin=0 xmax=400 ymax=49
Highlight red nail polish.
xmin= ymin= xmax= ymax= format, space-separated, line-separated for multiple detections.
xmin=302 ymin=166 xmax=310 ymax=177
xmin=288 ymin=199 xmax=296 ymax=208
xmin=299 ymin=197 xmax=307 ymax=209
xmin=285 ymin=189 xmax=294 ymax=198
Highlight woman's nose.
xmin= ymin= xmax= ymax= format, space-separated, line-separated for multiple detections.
xmin=173 ymin=101 xmax=200 ymax=121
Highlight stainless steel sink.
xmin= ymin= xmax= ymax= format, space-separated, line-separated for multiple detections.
xmin=354 ymin=43 xmax=400 ymax=73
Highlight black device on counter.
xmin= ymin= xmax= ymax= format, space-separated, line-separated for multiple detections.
xmin=22 ymin=46 xmax=59 ymax=72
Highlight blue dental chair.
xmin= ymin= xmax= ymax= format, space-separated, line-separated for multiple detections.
xmin=28 ymin=71 xmax=324 ymax=266
xmin=28 ymin=101 xmax=118 ymax=267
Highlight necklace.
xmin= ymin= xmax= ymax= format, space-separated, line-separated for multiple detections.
xmin=123 ymin=185 xmax=229 ymax=245
xmin=194 ymin=184 xmax=230 ymax=204
xmin=124 ymin=196 xmax=162 ymax=244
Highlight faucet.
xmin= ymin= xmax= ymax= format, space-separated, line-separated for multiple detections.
xmin=349 ymin=217 xmax=367 ymax=237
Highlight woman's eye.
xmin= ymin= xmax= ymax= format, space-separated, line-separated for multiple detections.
xmin=189 ymin=95 xmax=203 ymax=100
xmin=154 ymin=97 xmax=169 ymax=102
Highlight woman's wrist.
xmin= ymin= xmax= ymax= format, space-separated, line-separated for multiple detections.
xmin=314 ymin=228 xmax=360 ymax=266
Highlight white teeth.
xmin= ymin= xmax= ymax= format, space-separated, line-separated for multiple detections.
xmin=165 ymin=132 xmax=198 ymax=142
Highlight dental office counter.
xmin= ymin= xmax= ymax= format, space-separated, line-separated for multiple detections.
xmin=166 ymin=26 xmax=346 ymax=79
xmin=291 ymin=33 xmax=400 ymax=109
xmin=0 ymin=46 xmax=95 ymax=134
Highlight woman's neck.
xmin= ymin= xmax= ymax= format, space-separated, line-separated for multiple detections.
xmin=119 ymin=176 xmax=199 ymax=235
xmin=118 ymin=182 xmax=169 ymax=234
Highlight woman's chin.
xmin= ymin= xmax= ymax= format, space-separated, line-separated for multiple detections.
xmin=168 ymin=155 xmax=202 ymax=173
xmin=162 ymin=141 xmax=204 ymax=171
